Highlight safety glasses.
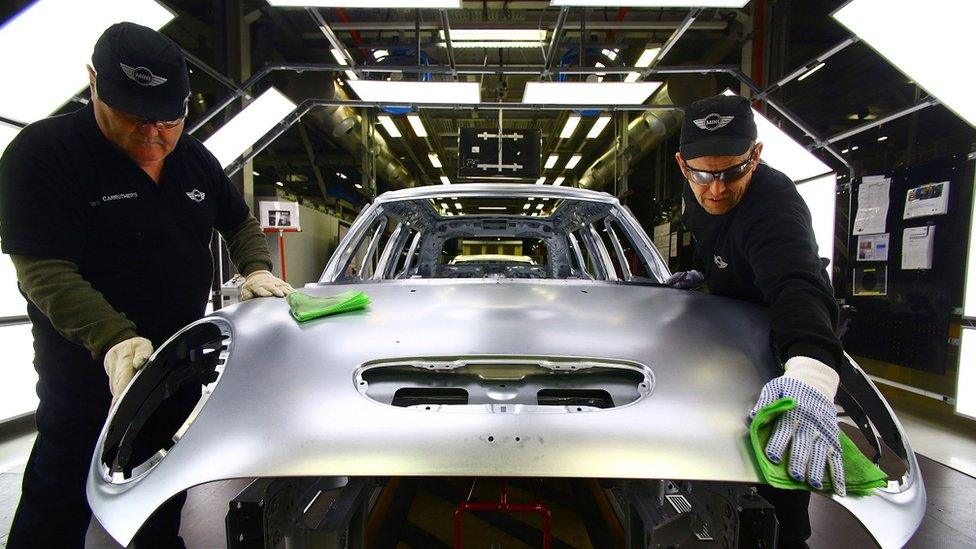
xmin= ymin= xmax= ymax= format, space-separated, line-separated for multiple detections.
xmin=681 ymin=148 xmax=758 ymax=186
xmin=112 ymin=107 xmax=186 ymax=130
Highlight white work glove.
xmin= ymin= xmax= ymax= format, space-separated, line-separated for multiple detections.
xmin=241 ymin=270 xmax=294 ymax=301
xmin=749 ymin=356 xmax=846 ymax=496
xmin=104 ymin=336 xmax=154 ymax=404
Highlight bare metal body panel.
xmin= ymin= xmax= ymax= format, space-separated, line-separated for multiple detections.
xmin=88 ymin=185 xmax=924 ymax=548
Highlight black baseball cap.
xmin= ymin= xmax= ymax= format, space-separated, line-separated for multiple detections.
xmin=91 ymin=22 xmax=190 ymax=121
xmin=679 ymin=94 xmax=757 ymax=160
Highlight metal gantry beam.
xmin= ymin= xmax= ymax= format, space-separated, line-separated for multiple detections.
xmin=439 ymin=9 xmax=456 ymax=78
xmin=320 ymin=20 xmax=727 ymax=32
xmin=544 ymin=8 xmax=570 ymax=79
xmin=820 ymin=98 xmax=940 ymax=146
xmin=306 ymin=7 xmax=357 ymax=69
xmin=758 ymin=36 xmax=859 ymax=99
xmin=651 ymin=8 xmax=704 ymax=70
xmin=181 ymin=48 xmax=249 ymax=97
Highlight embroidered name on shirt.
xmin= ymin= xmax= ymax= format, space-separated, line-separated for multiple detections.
xmin=102 ymin=192 xmax=139 ymax=202
xmin=714 ymin=255 xmax=729 ymax=269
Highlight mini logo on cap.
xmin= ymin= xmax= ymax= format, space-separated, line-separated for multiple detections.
xmin=120 ymin=63 xmax=168 ymax=87
xmin=693 ymin=113 xmax=734 ymax=132
xmin=186 ymin=189 xmax=206 ymax=203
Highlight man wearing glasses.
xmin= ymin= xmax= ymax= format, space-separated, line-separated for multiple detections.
xmin=672 ymin=94 xmax=845 ymax=549
xmin=0 ymin=23 xmax=291 ymax=547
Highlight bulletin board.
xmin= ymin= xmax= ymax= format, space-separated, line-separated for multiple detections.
xmin=842 ymin=155 xmax=973 ymax=373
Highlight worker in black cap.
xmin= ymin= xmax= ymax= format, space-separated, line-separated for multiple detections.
xmin=0 ymin=22 xmax=291 ymax=547
xmin=668 ymin=94 xmax=846 ymax=548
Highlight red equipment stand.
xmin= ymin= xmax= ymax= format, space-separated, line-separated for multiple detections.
xmin=454 ymin=478 xmax=552 ymax=549
xmin=262 ymin=227 xmax=300 ymax=282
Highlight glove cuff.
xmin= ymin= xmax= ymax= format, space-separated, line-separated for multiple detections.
xmin=783 ymin=356 xmax=839 ymax=401
xmin=245 ymin=269 xmax=272 ymax=281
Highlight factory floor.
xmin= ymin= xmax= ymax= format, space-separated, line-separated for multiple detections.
xmin=1 ymin=406 xmax=974 ymax=548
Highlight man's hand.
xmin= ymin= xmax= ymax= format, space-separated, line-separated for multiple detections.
xmin=749 ymin=356 xmax=846 ymax=496
xmin=241 ymin=270 xmax=294 ymax=300
xmin=664 ymin=270 xmax=704 ymax=289
xmin=104 ymin=336 xmax=153 ymax=403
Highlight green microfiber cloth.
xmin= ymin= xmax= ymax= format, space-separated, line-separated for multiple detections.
xmin=287 ymin=290 xmax=371 ymax=322
xmin=749 ymin=397 xmax=887 ymax=496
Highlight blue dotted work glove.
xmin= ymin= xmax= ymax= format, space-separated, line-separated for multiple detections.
xmin=664 ymin=270 xmax=704 ymax=289
xmin=749 ymin=356 xmax=846 ymax=496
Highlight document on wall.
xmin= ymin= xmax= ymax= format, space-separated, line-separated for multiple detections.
xmin=856 ymin=233 xmax=889 ymax=262
xmin=853 ymin=175 xmax=890 ymax=235
xmin=901 ymin=226 xmax=935 ymax=270
xmin=903 ymin=181 xmax=950 ymax=219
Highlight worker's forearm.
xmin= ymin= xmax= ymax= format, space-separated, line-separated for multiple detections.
xmin=10 ymin=255 xmax=137 ymax=357
xmin=220 ymin=216 xmax=273 ymax=276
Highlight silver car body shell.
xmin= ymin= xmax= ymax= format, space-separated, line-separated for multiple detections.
xmin=88 ymin=185 xmax=925 ymax=548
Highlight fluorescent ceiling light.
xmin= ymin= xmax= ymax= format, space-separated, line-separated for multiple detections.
xmin=797 ymin=62 xmax=825 ymax=82
xmin=536 ymin=203 xmax=544 ymax=210
xmin=275 ymin=181 xmax=284 ymax=187
xmin=479 ymin=206 xmax=507 ymax=211
xmin=851 ymin=145 xmax=859 ymax=151
xmin=587 ymin=114 xmax=612 ymax=139
xmin=441 ymin=202 xmax=449 ymax=209
xmin=560 ymin=114 xmax=582 ymax=139
xmin=268 ymin=0 xmax=461 ymax=6
xmin=439 ymin=41 xmax=542 ymax=49
xmin=551 ymin=0 xmax=747 ymax=5
xmin=545 ymin=155 xmax=559 ymax=169
xmin=602 ymin=48 xmax=618 ymax=61
xmin=355 ymin=183 xmax=363 ymax=189
xmin=377 ymin=114 xmax=402 ymax=138
xmin=204 ymin=87 xmax=297 ymax=169
xmin=623 ymin=47 xmax=662 ymax=82
xmin=523 ymin=81 xmax=662 ymax=105
xmin=795 ymin=174 xmax=836 ymax=281
xmin=553 ymin=176 xmax=565 ymax=186
xmin=523 ymin=203 xmax=531 ymax=210
xmin=331 ymin=48 xmax=349 ymax=66
xmin=349 ymin=80 xmax=480 ymax=104
xmin=834 ymin=0 xmax=976 ymax=127
xmin=344 ymin=70 xmax=359 ymax=81
xmin=0 ymin=0 xmax=174 ymax=124
xmin=407 ymin=113 xmax=428 ymax=137
xmin=454 ymin=202 xmax=462 ymax=209
xmin=337 ymin=172 xmax=348 ymax=179
xmin=565 ymin=154 xmax=583 ymax=170
xmin=877 ymin=135 xmax=888 ymax=142
xmin=428 ymin=153 xmax=442 ymax=168
xmin=440 ymin=29 xmax=546 ymax=41
xmin=535 ymin=177 xmax=546 ymax=185
xmin=721 ymin=90 xmax=831 ymax=182
xmin=253 ymin=171 xmax=261 ymax=176
xmin=635 ymin=47 xmax=662 ymax=68
xmin=528 ymin=197 xmax=535 ymax=201
xmin=957 ymin=328 xmax=976 ymax=418
xmin=442 ymin=176 xmax=452 ymax=185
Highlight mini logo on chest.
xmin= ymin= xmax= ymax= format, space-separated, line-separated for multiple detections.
xmin=714 ymin=255 xmax=729 ymax=269
xmin=186 ymin=189 xmax=206 ymax=203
